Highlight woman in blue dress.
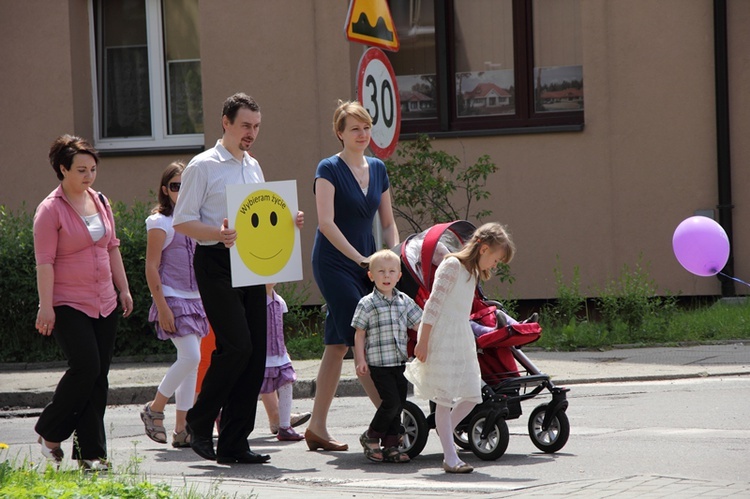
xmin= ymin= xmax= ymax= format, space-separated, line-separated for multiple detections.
xmin=306 ymin=101 xmax=399 ymax=451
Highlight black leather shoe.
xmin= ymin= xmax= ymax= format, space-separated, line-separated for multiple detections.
xmin=186 ymin=424 xmax=216 ymax=461
xmin=216 ymin=450 xmax=271 ymax=464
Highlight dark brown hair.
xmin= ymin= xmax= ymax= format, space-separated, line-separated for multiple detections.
xmin=153 ymin=161 xmax=185 ymax=216
xmin=48 ymin=134 xmax=99 ymax=181
xmin=222 ymin=93 xmax=260 ymax=125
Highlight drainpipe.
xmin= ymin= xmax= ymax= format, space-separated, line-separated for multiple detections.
xmin=714 ymin=0 xmax=734 ymax=297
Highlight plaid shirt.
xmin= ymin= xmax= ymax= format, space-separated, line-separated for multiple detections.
xmin=351 ymin=288 xmax=422 ymax=367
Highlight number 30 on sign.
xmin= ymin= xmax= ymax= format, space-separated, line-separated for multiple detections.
xmin=357 ymin=48 xmax=401 ymax=159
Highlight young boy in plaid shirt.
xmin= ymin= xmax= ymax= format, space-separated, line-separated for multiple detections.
xmin=352 ymin=249 xmax=422 ymax=463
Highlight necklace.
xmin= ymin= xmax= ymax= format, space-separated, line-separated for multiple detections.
xmin=69 ymin=197 xmax=94 ymax=226
xmin=340 ymin=155 xmax=369 ymax=187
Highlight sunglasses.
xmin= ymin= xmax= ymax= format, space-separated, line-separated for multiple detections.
xmin=168 ymin=182 xmax=181 ymax=192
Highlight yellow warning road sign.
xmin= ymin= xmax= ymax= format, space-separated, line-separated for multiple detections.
xmin=345 ymin=0 xmax=400 ymax=52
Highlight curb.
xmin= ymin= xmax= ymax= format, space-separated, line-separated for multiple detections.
xmin=4 ymin=369 xmax=749 ymax=414
xmin=0 ymin=378 xmax=365 ymax=413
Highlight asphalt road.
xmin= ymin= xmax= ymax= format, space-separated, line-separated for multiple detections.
xmin=2 ymin=375 xmax=750 ymax=498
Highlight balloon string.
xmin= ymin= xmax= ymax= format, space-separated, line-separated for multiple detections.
xmin=718 ymin=271 xmax=750 ymax=288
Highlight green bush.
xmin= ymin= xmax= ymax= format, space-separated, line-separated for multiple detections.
xmin=276 ymin=281 xmax=326 ymax=360
xmin=386 ymin=134 xmax=497 ymax=235
xmin=0 ymin=205 xmax=56 ymax=362
xmin=541 ymin=259 xmax=586 ymax=328
xmin=0 ymin=200 xmax=173 ymax=363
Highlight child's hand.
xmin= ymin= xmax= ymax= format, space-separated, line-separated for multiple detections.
xmin=414 ymin=341 xmax=428 ymax=362
xmin=158 ymin=307 xmax=176 ymax=333
xmin=355 ymin=360 xmax=369 ymax=376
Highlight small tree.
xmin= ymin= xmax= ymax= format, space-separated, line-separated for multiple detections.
xmin=385 ymin=134 xmax=498 ymax=235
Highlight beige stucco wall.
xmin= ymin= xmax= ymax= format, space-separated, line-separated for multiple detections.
xmin=1 ymin=0 xmax=748 ymax=303
xmin=728 ymin=3 xmax=750 ymax=299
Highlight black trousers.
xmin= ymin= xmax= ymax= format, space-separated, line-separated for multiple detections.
xmin=35 ymin=306 xmax=118 ymax=460
xmin=368 ymin=365 xmax=408 ymax=447
xmin=188 ymin=245 xmax=267 ymax=455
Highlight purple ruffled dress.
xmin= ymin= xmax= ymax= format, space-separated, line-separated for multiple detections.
xmin=260 ymin=291 xmax=297 ymax=393
xmin=147 ymin=213 xmax=208 ymax=340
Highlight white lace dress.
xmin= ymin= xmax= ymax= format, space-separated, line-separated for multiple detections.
xmin=404 ymin=256 xmax=483 ymax=408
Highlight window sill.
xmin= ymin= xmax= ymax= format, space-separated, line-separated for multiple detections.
xmin=399 ymin=123 xmax=584 ymax=141
xmin=97 ymin=145 xmax=206 ymax=157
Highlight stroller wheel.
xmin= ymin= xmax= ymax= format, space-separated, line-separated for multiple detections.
xmin=400 ymin=400 xmax=429 ymax=459
xmin=468 ymin=410 xmax=510 ymax=461
xmin=528 ymin=403 xmax=570 ymax=453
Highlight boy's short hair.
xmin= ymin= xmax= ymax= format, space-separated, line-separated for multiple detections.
xmin=368 ymin=249 xmax=400 ymax=269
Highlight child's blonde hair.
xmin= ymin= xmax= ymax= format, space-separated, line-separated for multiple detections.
xmin=368 ymin=249 xmax=400 ymax=270
xmin=451 ymin=222 xmax=515 ymax=281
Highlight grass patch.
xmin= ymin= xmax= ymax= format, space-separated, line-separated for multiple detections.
xmin=536 ymin=299 xmax=750 ymax=351
xmin=0 ymin=452 xmax=255 ymax=499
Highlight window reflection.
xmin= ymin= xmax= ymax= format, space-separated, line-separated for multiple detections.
xmin=454 ymin=0 xmax=514 ymax=117
xmin=389 ymin=0 xmax=437 ymax=120
xmin=533 ymin=0 xmax=584 ymax=113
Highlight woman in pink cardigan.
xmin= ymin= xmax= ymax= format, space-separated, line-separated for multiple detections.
xmin=33 ymin=135 xmax=133 ymax=472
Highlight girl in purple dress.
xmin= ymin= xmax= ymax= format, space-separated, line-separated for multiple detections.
xmin=260 ymin=284 xmax=306 ymax=441
xmin=140 ymin=162 xmax=209 ymax=447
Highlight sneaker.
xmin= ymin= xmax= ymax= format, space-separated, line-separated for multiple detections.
xmin=277 ymin=426 xmax=304 ymax=441
xmin=172 ymin=429 xmax=191 ymax=448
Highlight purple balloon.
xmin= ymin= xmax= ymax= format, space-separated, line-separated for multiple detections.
xmin=672 ymin=216 xmax=730 ymax=277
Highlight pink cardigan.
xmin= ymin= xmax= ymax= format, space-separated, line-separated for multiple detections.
xmin=33 ymin=185 xmax=121 ymax=318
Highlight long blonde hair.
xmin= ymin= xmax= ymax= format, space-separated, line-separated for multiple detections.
xmin=450 ymin=222 xmax=515 ymax=281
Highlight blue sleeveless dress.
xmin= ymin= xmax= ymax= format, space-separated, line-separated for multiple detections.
xmin=311 ymin=155 xmax=390 ymax=346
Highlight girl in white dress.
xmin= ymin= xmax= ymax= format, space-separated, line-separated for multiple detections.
xmin=405 ymin=223 xmax=515 ymax=473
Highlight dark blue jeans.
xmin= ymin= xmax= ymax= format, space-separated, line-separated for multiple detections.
xmin=368 ymin=364 xmax=407 ymax=448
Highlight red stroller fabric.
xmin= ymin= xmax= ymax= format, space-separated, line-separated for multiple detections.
xmin=477 ymin=323 xmax=542 ymax=384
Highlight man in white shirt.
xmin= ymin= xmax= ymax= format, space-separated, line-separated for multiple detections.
xmin=174 ymin=93 xmax=303 ymax=464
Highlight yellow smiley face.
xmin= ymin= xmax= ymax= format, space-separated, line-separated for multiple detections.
xmin=235 ymin=189 xmax=294 ymax=276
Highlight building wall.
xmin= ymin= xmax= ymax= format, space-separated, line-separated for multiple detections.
xmin=1 ymin=0 xmax=748 ymax=303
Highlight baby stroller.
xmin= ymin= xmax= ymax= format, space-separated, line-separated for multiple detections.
xmin=394 ymin=220 xmax=570 ymax=461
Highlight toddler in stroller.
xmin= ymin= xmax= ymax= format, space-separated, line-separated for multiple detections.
xmin=395 ymin=221 xmax=570 ymax=462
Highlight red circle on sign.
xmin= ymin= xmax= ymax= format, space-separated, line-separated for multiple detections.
xmin=357 ymin=48 xmax=401 ymax=159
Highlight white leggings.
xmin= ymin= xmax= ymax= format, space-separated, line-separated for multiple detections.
xmin=277 ymin=383 xmax=293 ymax=428
xmin=435 ymin=400 xmax=477 ymax=467
xmin=156 ymin=334 xmax=201 ymax=412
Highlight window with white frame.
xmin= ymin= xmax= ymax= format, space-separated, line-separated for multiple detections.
xmin=91 ymin=0 xmax=203 ymax=150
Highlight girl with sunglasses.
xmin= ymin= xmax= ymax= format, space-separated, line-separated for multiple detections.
xmin=139 ymin=161 xmax=209 ymax=448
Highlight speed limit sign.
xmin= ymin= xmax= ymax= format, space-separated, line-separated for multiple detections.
xmin=357 ymin=47 xmax=401 ymax=159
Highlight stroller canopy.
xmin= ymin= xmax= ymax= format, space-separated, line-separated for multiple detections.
xmin=399 ymin=220 xmax=477 ymax=298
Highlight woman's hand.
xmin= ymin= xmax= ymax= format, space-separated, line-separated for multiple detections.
xmin=120 ymin=290 xmax=134 ymax=317
xmin=35 ymin=307 xmax=55 ymax=336
xmin=295 ymin=211 xmax=304 ymax=229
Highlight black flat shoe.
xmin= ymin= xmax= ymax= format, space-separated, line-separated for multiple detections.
xmin=216 ymin=450 xmax=271 ymax=464
xmin=186 ymin=424 xmax=216 ymax=461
